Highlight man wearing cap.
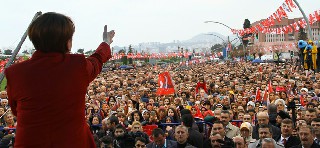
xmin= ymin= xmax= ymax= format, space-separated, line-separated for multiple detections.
xmin=240 ymin=122 xmax=254 ymax=144
xmin=275 ymin=119 xmax=300 ymax=148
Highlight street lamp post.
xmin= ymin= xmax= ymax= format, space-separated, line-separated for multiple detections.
xmin=205 ymin=21 xmax=247 ymax=61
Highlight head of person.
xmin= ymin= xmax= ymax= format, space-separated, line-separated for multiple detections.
xmin=0 ymin=99 xmax=8 ymax=107
xmin=214 ymin=109 xmax=222 ymax=120
xmin=114 ymin=124 xmax=126 ymax=139
xmin=240 ymin=122 xmax=252 ymax=138
xmin=311 ymin=118 xmax=320 ymax=138
xmin=257 ymin=112 xmax=269 ymax=125
xmin=152 ymin=128 xmax=166 ymax=147
xmin=220 ymin=110 xmax=230 ymax=126
xmin=181 ymin=114 xmax=194 ymax=128
xmin=261 ymin=138 xmax=276 ymax=148
xmin=174 ymin=125 xmax=189 ymax=144
xmin=243 ymin=113 xmax=252 ymax=123
xmin=211 ymin=121 xmax=226 ymax=138
xmin=305 ymin=108 xmax=317 ymax=125
xmin=237 ymin=111 xmax=245 ymax=121
xmin=299 ymin=125 xmax=316 ymax=147
xmin=131 ymin=110 xmax=143 ymax=122
xmin=210 ymin=132 xmax=223 ymax=148
xmin=280 ymin=119 xmax=293 ymax=138
xmin=92 ymin=115 xmax=101 ymax=125
xmin=28 ymin=12 xmax=75 ymax=53
xmin=258 ymin=124 xmax=272 ymax=139
xmin=131 ymin=121 xmax=142 ymax=133
xmin=106 ymin=115 xmax=119 ymax=130
xmin=275 ymin=99 xmax=285 ymax=112
xmin=99 ymin=136 xmax=113 ymax=148
xmin=135 ymin=137 xmax=147 ymax=148
xmin=0 ymin=91 xmax=7 ymax=99
xmin=233 ymin=136 xmax=245 ymax=148
xmin=4 ymin=113 xmax=14 ymax=125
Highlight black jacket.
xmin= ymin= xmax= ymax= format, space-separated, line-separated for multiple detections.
xmin=252 ymin=123 xmax=281 ymax=140
xmin=188 ymin=127 xmax=204 ymax=148
xmin=290 ymin=142 xmax=320 ymax=148
xmin=203 ymin=136 xmax=234 ymax=148
xmin=275 ymin=135 xmax=301 ymax=148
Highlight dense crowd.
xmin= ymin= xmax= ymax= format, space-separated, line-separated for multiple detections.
xmin=82 ymin=54 xmax=320 ymax=148
xmin=1 ymin=40 xmax=320 ymax=148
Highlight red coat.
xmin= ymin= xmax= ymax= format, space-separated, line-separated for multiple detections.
xmin=5 ymin=42 xmax=111 ymax=148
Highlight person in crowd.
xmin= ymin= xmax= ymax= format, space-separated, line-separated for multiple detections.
xmin=205 ymin=121 xmax=234 ymax=148
xmin=220 ymin=110 xmax=240 ymax=139
xmin=275 ymin=118 xmax=301 ymax=148
xmin=146 ymin=128 xmax=177 ymax=148
xmin=291 ymin=125 xmax=320 ymax=148
xmin=174 ymin=125 xmax=196 ymax=148
xmin=113 ymin=124 xmax=134 ymax=148
xmin=181 ymin=114 xmax=203 ymax=148
xmin=239 ymin=122 xmax=254 ymax=144
xmin=311 ymin=118 xmax=320 ymax=145
xmin=135 ymin=137 xmax=147 ymax=148
xmin=4 ymin=12 xmax=115 ymax=147
xmin=130 ymin=121 xmax=150 ymax=144
xmin=248 ymin=124 xmax=284 ymax=148
xmin=252 ymin=112 xmax=281 ymax=140
xmin=99 ymin=136 xmax=113 ymax=148
xmin=233 ymin=136 xmax=246 ymax=148
xmin=306 ymin=108 xmax=318 ymax=125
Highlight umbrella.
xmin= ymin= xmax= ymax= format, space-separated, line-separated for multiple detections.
xmin=252 ymin=59 xmax=263 ymax=63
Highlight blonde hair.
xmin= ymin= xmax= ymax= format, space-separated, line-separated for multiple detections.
xmin=132 ymin=121 xmax=142 ymax=127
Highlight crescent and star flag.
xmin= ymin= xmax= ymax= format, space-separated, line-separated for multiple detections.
xmin=157 ymin=72 xmax=175 ymax=95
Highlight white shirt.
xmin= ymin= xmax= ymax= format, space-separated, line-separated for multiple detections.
xmin=278 ymin=135 xmax=289 ymax=145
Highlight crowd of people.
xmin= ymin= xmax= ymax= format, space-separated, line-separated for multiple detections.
xmin=1 ymin=11 xmax=320 ymax=148
xmin=80 ymin=49 xmax=320 ymax=148
xmin=3 ymin=53 xmax=320 ymax=147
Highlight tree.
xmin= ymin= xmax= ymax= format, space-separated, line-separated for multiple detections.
xmin=77 ymin=49 xmax=84 ymax=54
xmin=4 ymin=49 xmax=12 ymax=55
xmin=22 ymin=50 xmax=29 ymax=54
xmin=298 ymin=28 xmax=308 ymax=41
xmin=211 ymin=44 xmax=224 ymax=53
xmin=85 ymin=50 xmax=94 ymax=55
xmin=118 ymin=49 xmax=126 ymax=54
xmin=127 ymin=45 xmax=133 ymax=64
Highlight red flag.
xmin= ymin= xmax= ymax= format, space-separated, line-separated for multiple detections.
xmin=315 ymin=10 xmax=320 ymax=21
xmin=268 ymin=81 xmax=273 ymax=93
xmin=300 ymin=95 xmax=305 ymax=106
xmin=156 ymin=72 xmax=175 ymax=95
xmin=262 ymin=88 xmax=270 ymax=106
xmin=255 ymin=88 xmax=261 ymax=102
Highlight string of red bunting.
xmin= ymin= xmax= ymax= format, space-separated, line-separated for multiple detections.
xmin=231 ymin=6 xmax=320 ymax=36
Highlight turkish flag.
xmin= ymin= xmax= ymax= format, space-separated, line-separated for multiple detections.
xmin=262 ymin=88 xmax=270 ymax=106
xmin=256 ymin=88 xmax=261 ymax=102
xmin=268 ymin=81 xmax=273 ymax=93
xmin=156 ymin=72 xmax=175 ymax=95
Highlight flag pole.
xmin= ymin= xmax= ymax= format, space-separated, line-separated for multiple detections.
xmin=292 ymin=0 xmax=314 ymax=40
xmin=0 ymin=11 xmax=42 ymax=85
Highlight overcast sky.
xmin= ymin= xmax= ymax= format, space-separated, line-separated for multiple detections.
xmin=1 ymin=0 xmax=319 ymax=52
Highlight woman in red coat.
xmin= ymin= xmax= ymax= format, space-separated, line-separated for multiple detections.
xmin=5 ymin=12 xmax=115 ymax=148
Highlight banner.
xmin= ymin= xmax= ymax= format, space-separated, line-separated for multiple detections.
xmin=156 ymin=72 xmax=175 ymax=95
